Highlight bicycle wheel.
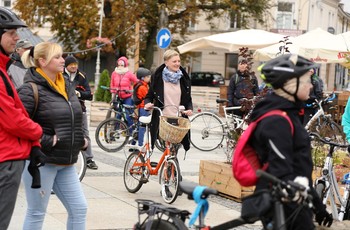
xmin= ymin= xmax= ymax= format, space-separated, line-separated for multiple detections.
xmin=75 ymin=151 xmax=87 ymax=182
xmin=123 ymin=151 xmax=145 ymax=193
xmin=135 ymin=218 xmax=186 ymax=230
xmin=159 ymin=158 xmax=181 ymax=204
xmin=95 ymin=118 xmax=130 ymax=152
xmin=190 ymin=112 xmax=225 ymax=151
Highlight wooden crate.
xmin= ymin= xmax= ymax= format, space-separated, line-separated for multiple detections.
xmin=199 ymin=160 xmax=254 ymax=200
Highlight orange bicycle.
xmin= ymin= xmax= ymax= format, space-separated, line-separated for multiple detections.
xmin=123 ymin=106 xmax=190 ymax=204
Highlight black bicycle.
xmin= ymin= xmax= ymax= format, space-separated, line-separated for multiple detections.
xmin=134 ymin=169 xmax=312 ymax=230
xmin=95 ymin=86 xmax=165 ymax=153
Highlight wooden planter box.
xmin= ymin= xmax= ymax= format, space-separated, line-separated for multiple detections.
xmin=199 ymin=160 xmax=254 ymax=200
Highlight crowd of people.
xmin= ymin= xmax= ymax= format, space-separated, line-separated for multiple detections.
xmin=0 ymin=6 xmax=342 ymax=230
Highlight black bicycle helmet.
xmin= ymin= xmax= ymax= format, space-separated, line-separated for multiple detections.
xmin=136 ymin=67 xmax=151 ymax=80
xmin=259 ymin=54 xmax=320 ymax=89
xmin=0 ymin=7 xmax=27 ymax=29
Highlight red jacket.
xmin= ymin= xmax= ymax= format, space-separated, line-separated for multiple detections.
xmin=0 ymin=53 xmax=42 ymax=162
xmin=136 ymin=81 xmax=149 ymax=109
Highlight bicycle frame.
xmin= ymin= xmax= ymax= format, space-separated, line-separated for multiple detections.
xmin=305 ymin=94 xmax=335 ymax=131
xmin=315 ymin=152 xmax=350 ymax=221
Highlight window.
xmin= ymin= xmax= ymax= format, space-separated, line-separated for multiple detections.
xmin=4 ymin=0 xmax=11 ymax=7
xmin=276 ymin=1 xmax=294 ymax=29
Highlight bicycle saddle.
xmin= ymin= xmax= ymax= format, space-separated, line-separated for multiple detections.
xmin=139 ymin=115 xmax=152 ymax=124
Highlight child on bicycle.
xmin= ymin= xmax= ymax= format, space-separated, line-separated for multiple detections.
xmin=245 ymin=54 xmax=332 ymax=229
xmin=134 ymin=67 xmax=151 ymax=148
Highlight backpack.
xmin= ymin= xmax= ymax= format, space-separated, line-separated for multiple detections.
xmin=133 ymin=81 xmax=143 ymax=105
xmin=232 ymin=110 xmax=294 ymax=187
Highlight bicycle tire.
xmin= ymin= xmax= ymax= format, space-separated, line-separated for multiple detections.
xmin=75 ymin=151 xmax=87 ymax=182
xmin=190 ymin=112 xmax=225 ymax=151
xmin=315 ymin=183 xmax=325 ymax=201
xmin=135 ymin=218 xmax=186 ymax=230
xmin=159 ymin=158 xmax=181 ymax=204
xmin=95 ymin=118 xmax=130 ymax=152
xmin=123 ymin=151 xmax=145 ymax=193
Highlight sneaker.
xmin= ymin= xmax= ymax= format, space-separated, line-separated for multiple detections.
xmin=87 ymin=159 xmax=98 ymax=170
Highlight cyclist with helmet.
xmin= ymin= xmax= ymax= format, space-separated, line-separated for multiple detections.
xmin=134 ymin=67 xmax=151 ymax=148
xmin=245 ymin=54 xmax=332 ymax=229
xmin=0 ymin=7 xmax=43 ymax=229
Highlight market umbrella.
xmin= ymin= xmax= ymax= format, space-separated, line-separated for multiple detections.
xmin=253 ymin=28 xmax=346 ymax=63
xmin=335 ymin=31 xmax=350 ymax=67
xmin=177 ymin=29 xmax=286 ymax=54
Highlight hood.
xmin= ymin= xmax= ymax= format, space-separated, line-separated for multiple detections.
xmin=250 ymin=93 xmax=303 ymax=122
xmin=117 ymin=56 xmax=128 ymax=67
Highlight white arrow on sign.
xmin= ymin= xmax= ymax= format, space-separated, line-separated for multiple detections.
xmin=159 ymin=33 xmax=170 ymax=47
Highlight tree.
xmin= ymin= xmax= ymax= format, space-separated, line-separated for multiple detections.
xmin=14 ymin=0 xmax=272 ymax=69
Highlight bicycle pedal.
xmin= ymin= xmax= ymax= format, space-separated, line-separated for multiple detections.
xmin=150 ymin=162 xmax=158 ymax=167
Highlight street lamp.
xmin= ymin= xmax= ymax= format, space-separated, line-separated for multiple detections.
xmin=94 ymin=0 xmax=104 ymax=97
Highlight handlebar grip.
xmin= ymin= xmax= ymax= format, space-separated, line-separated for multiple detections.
xmin=100 ymin=86 xmax=108 ymax=90
xmin=256 ymin=170 xmax=282 ymax=185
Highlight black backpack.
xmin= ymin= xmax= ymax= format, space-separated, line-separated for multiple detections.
xmin=133 ymin=81 xmax=143 ymax=105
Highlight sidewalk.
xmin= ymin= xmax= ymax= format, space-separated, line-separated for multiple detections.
xmin=9 ymin=134 xmax=249 ymax=230
xmin=9 ymin=100 xmax=261 ymax=230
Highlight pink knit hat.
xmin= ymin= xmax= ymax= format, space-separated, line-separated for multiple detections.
xmin=117 ymin=56 xmax=128 ymax=67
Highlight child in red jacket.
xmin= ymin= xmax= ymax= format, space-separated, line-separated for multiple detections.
xmin=134 ymin=67 xmax=151 ymax=147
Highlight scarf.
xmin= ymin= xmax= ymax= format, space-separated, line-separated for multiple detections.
xmin=36 ymin=68 xmax=68 ymax=100
xmin=162 ymin=67 xmax=183 ymax=84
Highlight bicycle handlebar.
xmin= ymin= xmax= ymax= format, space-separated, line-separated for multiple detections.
xmin=256 ymin=170 xmax=307 ymax=194
xmin=179 ymin=181 xmax=218 ymax=200
xmin=100 ymin=85 xmax=133 ymax=93
xmin=309 ymin=132 xmax=350 ymax=149
xmin=305 ymin=93 xmax=336 ymax=108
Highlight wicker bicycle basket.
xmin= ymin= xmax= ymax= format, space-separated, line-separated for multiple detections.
xmin=159 ymin=116 xmax=191 ymax=144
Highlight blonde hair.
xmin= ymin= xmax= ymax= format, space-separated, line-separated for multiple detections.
xmin=163 ymin=49 xmax=179 ymax=61
xmin=22 ymin=42 xmax=63 ymax=68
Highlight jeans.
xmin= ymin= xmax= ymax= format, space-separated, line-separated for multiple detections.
xmin=22 ymin=161 xmax=87 ymax=230
xmin=138 ymin=108 xmax=150 ymax=146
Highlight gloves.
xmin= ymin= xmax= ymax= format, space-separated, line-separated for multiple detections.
xmin=27 ymin=146 xmax=47 ymax=189
xmin=315 ymin=205 xmax=333 ymax=227
xmin=75 ymin=90 xmax=81 ymax=98
xmin=292 ymin=176 xmax=309 ymax=203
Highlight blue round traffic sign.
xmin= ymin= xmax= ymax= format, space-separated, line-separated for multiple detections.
xmin=156 ymin=28 xmax=171 ymax=49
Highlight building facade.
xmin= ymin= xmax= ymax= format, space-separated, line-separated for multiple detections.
xmin=176 ymin=0 xmax=350 ymax=92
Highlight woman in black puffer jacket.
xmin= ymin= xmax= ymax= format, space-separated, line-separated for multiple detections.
xmin=18 ymin=42 xmax=87 ymax=230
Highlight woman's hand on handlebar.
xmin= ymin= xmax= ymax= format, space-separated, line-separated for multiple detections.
xmin=183 ymin=110 xmax=193 ymax=116
xmin=144 ymin=103 xmax=154 ymax=110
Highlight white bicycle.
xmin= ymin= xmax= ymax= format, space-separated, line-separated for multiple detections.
xmin=311 ymin=132 xmax=350 ymax=221
xmin=190 ymin=98 xmax=249 ymax=155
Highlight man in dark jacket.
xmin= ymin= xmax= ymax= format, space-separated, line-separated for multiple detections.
xmin=8 ymin=39 xmax=33 ymax=88
xmin=303 ymin=68 xmax=324 ymax=125
xmin=63 ymin=56 xmax=97 ymax=169
xmin=0 ymin=7 xmax=43 ymax=229
xmin=227 ymin=58 xmax=259 ymax=117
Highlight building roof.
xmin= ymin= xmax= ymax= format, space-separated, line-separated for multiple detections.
xmin=16 ymin=27 xmax=44 ymax=45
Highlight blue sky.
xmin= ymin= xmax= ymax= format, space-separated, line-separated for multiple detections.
xmin=340 ymin=0 xmax=350 ymax=13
